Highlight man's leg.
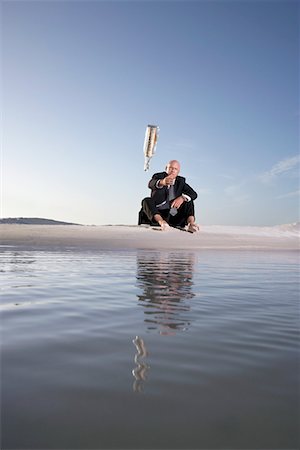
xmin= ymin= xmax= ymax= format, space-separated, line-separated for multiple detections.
xmin=186 ymin=216 xmax=200 ymax=233
xmin=142 ymin=198 xmax=170 ymax=230
xmin=169 ymin=200 xmax=200 ymax=232
xmin=141 ymin=198 xmax=159 ymax=222
xmin=153 ymin=213 xmax=170 ymax=230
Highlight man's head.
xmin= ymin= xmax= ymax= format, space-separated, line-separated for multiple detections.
xmin=166 ymin=160 xmax=181 ymax=178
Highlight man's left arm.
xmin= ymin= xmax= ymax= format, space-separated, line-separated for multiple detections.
xmin=182 ymin=182 xmax=198 ymax=202
xmin=171 ymin=180 xmax=198 ymax=209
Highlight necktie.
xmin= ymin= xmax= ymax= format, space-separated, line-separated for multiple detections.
xmin=168 ymin=185 xmax=178 ymax=216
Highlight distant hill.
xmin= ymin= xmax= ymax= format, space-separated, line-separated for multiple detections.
xmin=0 ymin=217 xmax=81 ymax=225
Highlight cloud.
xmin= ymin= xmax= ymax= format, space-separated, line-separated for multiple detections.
xmin=260 ymin=155 xmax=300 ymax=183
xmin=224 ymin=183 xmax=251 ymax=205
xmin=165 ymin=140 xmax=196 ymax=151
xmin=277 ymin=189 xmax=300 ymax=199
xmin=224 ymin=183 xmax=247 ymax=197
xmin=220 ymin=174 xmax=235 ymax=181
xmin=224 ymin=184 xmax=239 ymax=196
xmin=197 ymin=188 xmax=211 ymax=195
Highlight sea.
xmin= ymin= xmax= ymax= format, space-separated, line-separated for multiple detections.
xmin=1 ymin=248 xmax=299 ymax=449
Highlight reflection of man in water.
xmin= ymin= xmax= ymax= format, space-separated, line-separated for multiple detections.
xmin=136 ymin=252 xmax=195 ymax=335
xmin=132 ymin=336 xmax=149 ymax=393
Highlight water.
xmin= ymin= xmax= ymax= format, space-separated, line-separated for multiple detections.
xmin=1 ymin=249 xmax=299 ymax=449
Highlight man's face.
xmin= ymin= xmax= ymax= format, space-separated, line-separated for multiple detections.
xmin=166 ymin=161 xmax=180 ymax=178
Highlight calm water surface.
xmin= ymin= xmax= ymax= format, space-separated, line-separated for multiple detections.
xmin=1 ymin=249 xmax=299 ymax=449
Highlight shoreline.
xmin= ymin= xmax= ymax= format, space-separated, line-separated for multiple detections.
xmin=0 ymin=224 xmax=299 ymax=251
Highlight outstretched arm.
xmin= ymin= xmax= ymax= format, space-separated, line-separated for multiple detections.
xmin=148 ymin=172 xmax=176 ymax=190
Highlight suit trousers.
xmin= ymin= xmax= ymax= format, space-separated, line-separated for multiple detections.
xmin=141 ymin=197 xmax=195 ymax=227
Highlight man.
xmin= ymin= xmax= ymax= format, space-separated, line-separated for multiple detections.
xmin=139 ymin=160 xmax=199 ymax=232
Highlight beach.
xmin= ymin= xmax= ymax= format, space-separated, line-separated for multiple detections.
xmin=1 ymin=223 xmax=299 ymax=251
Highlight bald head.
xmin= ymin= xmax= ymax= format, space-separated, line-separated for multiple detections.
xmin=166 ymin=160 xmax=181 ymax=177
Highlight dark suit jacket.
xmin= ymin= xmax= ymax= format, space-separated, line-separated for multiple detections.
xmin=148 ymin=172 xmax=197 ymax=206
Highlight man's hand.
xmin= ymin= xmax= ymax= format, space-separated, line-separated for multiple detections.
xmin=171 ymin=196 xmax=185 ymax=209
xmin=160 ymin=175 xmax=176 ymax=187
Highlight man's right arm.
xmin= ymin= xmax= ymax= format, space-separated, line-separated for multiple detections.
xmin=148 ymin=173 xmax=166 ymax=190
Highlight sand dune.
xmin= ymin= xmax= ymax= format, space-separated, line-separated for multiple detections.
xmin=0 ymin=223 xmax=299 ymax=251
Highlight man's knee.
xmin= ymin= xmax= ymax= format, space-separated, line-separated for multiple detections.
xmin=179 ymin=199 xmax=195 ymax=217
xmin=141 ymin=197 xmax=156 ymax=220
xmin=142 ymin=197 xmax=152 ymax=209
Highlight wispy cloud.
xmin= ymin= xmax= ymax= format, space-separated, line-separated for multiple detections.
xmin=220 ymin=174 xmax=235 ymax=181
xmin=165 ymin=140 xmax=196 ymax=151
xmin=259 ymin=155 xmax=300 ymax=183
xmin=197 ymin=188 xmax=211 ymax=195
xmin=224 ymin=184 xmax=240 ymax=196
xmin=224 ymin=183 xmax=251 ymax=205
xmin=277 ymin=189 xmax=300 ymax=199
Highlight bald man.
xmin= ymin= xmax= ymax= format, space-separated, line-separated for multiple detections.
xmin=139 ymin=160 xmax=199 ymax=232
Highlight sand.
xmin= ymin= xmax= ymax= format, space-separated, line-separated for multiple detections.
xmin=0 ymin=224 xmax=299 ymax=251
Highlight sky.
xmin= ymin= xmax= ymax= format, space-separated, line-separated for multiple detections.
xmin=1 ymin=0 xmax=299 ymax=226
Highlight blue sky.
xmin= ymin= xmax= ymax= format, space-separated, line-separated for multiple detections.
xmin=2 ymin=0 xmax=299 ymax=226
